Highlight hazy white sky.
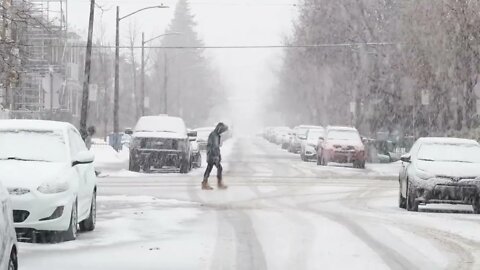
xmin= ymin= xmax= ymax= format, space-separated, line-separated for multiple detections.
xmin=68 ymin=0 xmax=297 ymax=131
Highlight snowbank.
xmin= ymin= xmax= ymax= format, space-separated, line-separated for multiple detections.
xmin=91 ymin=143 xmax=129 ymax=172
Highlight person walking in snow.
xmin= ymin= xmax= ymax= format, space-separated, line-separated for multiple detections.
xmin=84 ymin=126 xmax=96 ymax=150
xmin=202 ymin=122 xmax=229 ymax=190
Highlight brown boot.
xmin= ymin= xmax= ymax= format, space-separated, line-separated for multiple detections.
xmin=201 ymin=180 xmax=214 ymax=190
xmin=217 ymin=178 xmax=228 ymax=190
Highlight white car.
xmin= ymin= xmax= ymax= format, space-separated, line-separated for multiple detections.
xmin=0 ymin=120 xmax=97 ymax=242
xmin=0 ymin=181 xmax=17 ymax=270
xmin=399 ymin=137 xmax=480 ymax=213
xmin=300 ymin=127 xmax=324 ymax=161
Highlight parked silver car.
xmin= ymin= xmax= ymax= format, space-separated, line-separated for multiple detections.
xmin=399 ymin=137 xmax=480 ymax=213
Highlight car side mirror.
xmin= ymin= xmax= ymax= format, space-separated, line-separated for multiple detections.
xmin=187 ymin=131 xmax=197 ymax=141
xmin=298 ymin=135 xmax=307 ymax=140
xmin=318 ymin=136 xmax=324 ymax=141
xmin=400 ymin=154 xmax=411 ymax=163
xmin=72 ymin=151 xmax=95 ymax=167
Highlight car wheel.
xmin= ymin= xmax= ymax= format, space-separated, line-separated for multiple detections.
xmin=80 ymin=190 xmax=96 ymax=232
xmin=398 ymin=181 xmax=406 ymax=209
xmin=129 ymin=156 xmax=140 ymax=172
xmin=472 ymin=198 xmax=480 ymax=214
xmin=8 ymin=248 xmax=17 ymax=270
xmin=406 ymin=180 xmax=419 ymax=212
xmin=63 ymin=200 xmax=78 ymax=241
xmin=180 ymin=159 xmax=190 ymax=174
xmin=196 ymin=153 xmax=202 ymax=168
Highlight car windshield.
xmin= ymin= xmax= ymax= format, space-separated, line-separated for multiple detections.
xmin=295 ymin=128 xmax=308 ymax=137
xmin=0 ymin=129 xmax=67 ymax=162
xmin=135 ymin=117 xmax=186 ymax=134
xmin=196 ymin=130 xmax=212 ymax=140
xmin=418 ymin=143 xmax=480 ymax=163
xmin=327 ymin=130 xmax=361 ymax=142
xmin=307 ymin=129 xmax=324 ymax=140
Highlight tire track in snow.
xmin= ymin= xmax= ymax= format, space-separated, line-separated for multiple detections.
xmin=185 ymin=139 xmax=268 ymax=270
xmin=242 ymin=138 xmax=317 ymax=270
xmin=339 ymin=186 xmax=478 ymax=270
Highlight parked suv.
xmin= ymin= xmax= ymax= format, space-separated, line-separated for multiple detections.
xmin=317 ymin=126 xmax=366 ymax=168
xmin=129 ymin=115 xmax=196 ymax=173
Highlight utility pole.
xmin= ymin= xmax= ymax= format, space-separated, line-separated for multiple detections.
xmin=80 ymin=0 xmax=95 ymax=139
xmin=163 ymin=50 xmax=168 ymax=114
xmin=114 ymin=6 xmax=120 ymax=134
xmin=49 ymin=67 xmax=53 ymax=119
xmin=113 ymin=5 xmax=168 ymax=138
xmin=141 ymin=32 xmax=145 ymax=116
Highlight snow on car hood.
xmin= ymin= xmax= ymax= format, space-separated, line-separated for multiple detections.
xmin=327 ymin=139 xmax=363 ymax=148
xmin=133 ymin=131 xmax=187 ymax=140
xmin=0 ymin=160 xmax=69 ymax=189
xmin=417 ymin=160 xmax=480 ymax=178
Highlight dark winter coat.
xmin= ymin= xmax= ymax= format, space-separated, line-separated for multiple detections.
xmin=207 ymin=123 xmax=228 ymax=164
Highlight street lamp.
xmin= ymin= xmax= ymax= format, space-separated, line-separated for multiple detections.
xmin=141 ymin=32 xmax=180 ymax=116
xmin=113 ymin=4 xmax=168 ymax=139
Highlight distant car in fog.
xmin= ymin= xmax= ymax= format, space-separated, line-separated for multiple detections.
xmin=0 ymin=180 xmax=17 ymax=270
xmin=281 ymin=131 xmax=293 ymax=149
xmin=273 ymin=127 xmax=292 ymax=145
xmin=188 ymin=129 xmax=202 ymax=168
xmin=129 ymin=115 xmax=197 ymax=173
xmin=317 ymin=126 xmax=366 ymax=168
xmin=194 ymin=127 xmax=215 ymax=151
xmin=300 ymin=127 xmax=325 ymax=161
xmin=399 ymin=137 xmax=480 ymax=213
xmin=289 ymin=125 xmax=321 ymax=154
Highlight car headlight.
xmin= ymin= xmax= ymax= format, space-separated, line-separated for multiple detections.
xmin=8 ymin=188 xmax=30 ymax=195
xmin=416 ymin=169 xmax=434 ymax=180
xmin=38 ymin=180 xmax=70 ymax=194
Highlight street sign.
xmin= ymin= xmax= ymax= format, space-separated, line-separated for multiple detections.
xmin=350 ymin=102 xmax=355 ymax=114
xmin=89 ymin=84 xmax=97 ymax=102
xmin=144 ymin=97 xmax=150 ymax=108
xmin=421 ymin=89 xmax=429 ymax=105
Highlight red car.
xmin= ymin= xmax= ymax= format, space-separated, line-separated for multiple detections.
xmin=316 ymin=126 xmax=366 ymax=169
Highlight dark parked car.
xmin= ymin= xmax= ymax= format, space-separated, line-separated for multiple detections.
xmin=399 ymin=137 xmax=480 ymax=213
xmin=129 ymin=115 xmax=197 ymax=173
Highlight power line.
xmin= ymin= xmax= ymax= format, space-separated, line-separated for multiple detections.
xmin=15 ymin=42 xmax=398 ymax=50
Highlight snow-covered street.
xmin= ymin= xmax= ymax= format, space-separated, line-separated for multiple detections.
xmin=19 ymin=137 xmax=480 ymax=270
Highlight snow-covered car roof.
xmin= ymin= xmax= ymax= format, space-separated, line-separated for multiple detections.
xmin=134 ymin=115 xmax=187 ymax=135
xmin=194 ymin=127 xmax=215 ymax=132
xmin=0 ymin=119 xmax=74 ymax=131
xmin=327 ymin=126 xmax=358 ymax=132
xmin=295 ymin=125 xmax=322 ymax=129
xmin=417 ymin=137 xmax=479 ymax=145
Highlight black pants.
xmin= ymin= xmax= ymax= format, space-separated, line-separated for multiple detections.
xmin=203 ymin=160 xmax=223 ymax=181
